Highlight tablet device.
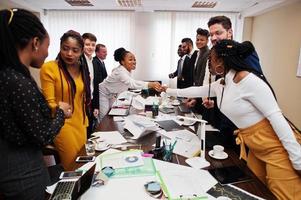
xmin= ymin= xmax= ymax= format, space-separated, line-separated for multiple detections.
xmin=208 ymin=166 xmax=252 ymax=185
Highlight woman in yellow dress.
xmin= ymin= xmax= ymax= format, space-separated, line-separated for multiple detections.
xmin=40 ymin=30 xmax=91 ymax=170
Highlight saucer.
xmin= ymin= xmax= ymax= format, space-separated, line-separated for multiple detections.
xmin=172 ymin=101 xmax=180 ymax=106
xmin=182 ymin=120 xmax=196 ymax=126
xmin=95 ymin=142 xmax=111 ymax=151
xmin=208 ymin=150 xmax=228 ymax=160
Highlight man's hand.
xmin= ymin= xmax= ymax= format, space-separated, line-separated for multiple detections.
xmin=202 ymin=98 xmax=214 ymax=109
xmin=184 ymin=98 xmax=196 ymax=108
xmin=168 ymin=73 xmax=174 ymax=79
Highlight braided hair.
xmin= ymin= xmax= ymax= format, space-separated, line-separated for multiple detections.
xmin=56 ymin=30 xmax=91 ymax=118
xmin=212 ymin=39 xmax=276 ymax=98
xmin=0 ymin=9 xmax=47 ymax=77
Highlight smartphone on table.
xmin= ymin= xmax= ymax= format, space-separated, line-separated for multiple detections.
xmin=59 ymin=170 xmax=83 ymax=179
xmin=75 ymin=155 xmax=96 ymax=163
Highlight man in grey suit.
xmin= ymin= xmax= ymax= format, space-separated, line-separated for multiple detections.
xmin=92 ymin=44 xmax=108 ymax=117
xmin=169 ymin=44 xmax=185 ymax=88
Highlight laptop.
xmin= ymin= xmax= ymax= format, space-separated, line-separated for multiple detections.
xmin=49 ymin=164 xmax=96 ymax=200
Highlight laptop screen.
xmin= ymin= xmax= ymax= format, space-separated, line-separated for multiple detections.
xmin=77 ymin=163 xmax=96 ymax=197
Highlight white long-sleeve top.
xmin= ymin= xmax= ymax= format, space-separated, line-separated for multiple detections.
xmin=99 ymin=65 xmax=148 ymax=96
xmin=167 ymin=69 xmax=301 ymax=170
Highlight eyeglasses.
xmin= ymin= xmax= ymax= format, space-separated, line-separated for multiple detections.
xmin=144 ymin=181 xmax=163 ymax=199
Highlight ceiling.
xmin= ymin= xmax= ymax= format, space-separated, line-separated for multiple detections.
xmin=0 ymin=0 xmax=297 ymax=17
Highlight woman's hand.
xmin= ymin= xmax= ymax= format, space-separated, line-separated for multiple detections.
xmin=93 ymin=109 xmax=99 ymax=117
xmin=148 ymin=82 xmax=162 ymax=92
xmin=58 ymin=101 xmax=72 ymax=118
xmin=202 ymin=98 xmax=214 ymax=109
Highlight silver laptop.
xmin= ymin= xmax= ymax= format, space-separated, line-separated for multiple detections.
xmin=49 ymin=164 xmax=96 ymax=200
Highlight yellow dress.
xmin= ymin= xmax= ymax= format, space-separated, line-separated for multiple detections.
xmin=40 ymin=61 xmax=88 ymax=170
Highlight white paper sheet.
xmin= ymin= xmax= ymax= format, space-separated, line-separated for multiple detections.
xmin=91 ymin=131 xmax=127 ymax=145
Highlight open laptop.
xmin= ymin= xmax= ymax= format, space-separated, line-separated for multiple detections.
xmin=49 ymin=164 xmax=96 ymax=200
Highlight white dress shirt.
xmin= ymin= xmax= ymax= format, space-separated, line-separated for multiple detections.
xmin=98 ymin=65 xmax=148 ymax=119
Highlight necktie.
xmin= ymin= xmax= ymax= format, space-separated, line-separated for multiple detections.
xmin=178 ymin=58 xmax=182 ymax=76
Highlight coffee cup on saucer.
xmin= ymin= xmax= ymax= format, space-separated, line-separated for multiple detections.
xmin=213 ymin=145 xmax=224 ymax=157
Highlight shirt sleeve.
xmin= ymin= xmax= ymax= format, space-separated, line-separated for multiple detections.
xmin=118 ymin=68 xmax=148 ymax=89
xmin=5 ymin=74 xmax=65 ymax=147
xmin=40 ymin=63 xmax=59 ymax=114
xmin=166 ymin=81 xmax=218 ymax=98
xmin=243 ymin=75 xmax=301 ymax=170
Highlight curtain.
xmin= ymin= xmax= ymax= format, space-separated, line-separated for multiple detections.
xmin=41 ymin=10 xmax=241 ymax=87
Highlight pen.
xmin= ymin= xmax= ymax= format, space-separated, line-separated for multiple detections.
xmin=176 ymin=115 xmax=207 ymax=123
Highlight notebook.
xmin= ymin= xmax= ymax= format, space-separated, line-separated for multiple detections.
xmin=49 ymin=164 xmax=96 ymax=200
xmin=156 ymin=120 xmax=184 ymax=132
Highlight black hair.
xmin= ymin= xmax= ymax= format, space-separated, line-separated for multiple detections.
xmin=211 ymin=39 xmax=255 ymax=73
xmin=114 ymin=47 xmax=130 ymax=65
xmin=0 ymin=9 xmax=47 ymax=77
xmin=211 ymin=39 xmax=276 ymax=100
xmin=208 ymin=15 xmax=232 ymax=30
xmin=181 ymin=38 xmax=193 ymax=46
xmin=196 ymin=28 xmax=209 ymax=38
xmin=56 ymin=30 xmax=91 ymax=120
xmin=82 ymin=32 xmax=97 ymax=42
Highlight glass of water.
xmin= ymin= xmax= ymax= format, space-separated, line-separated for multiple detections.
xmin=85 ymin=140 xmax=95 ymax=156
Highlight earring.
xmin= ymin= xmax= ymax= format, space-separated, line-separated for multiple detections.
xmin=215 ymin=65 xmax=224 ymax=76
xmin=34 ymin=47 xmax=38 ymax=52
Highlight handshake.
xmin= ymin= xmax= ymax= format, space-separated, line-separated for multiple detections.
xmin=148 ymin=82 xmax=168 ymax=93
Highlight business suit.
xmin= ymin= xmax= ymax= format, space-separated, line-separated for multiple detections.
xmin=92 ymin=56 xmax=108 ymax=110
xmin=193 ymin=46 xmax=209 ymax=86
xmin=180 ymin=51 xmax=197 ymax=88
xmin=170 ymin=57 xmax=185 ymax=88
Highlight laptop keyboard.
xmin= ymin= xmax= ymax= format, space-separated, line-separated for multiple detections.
xmin=51 ymin=181 xmax=76 ymax=200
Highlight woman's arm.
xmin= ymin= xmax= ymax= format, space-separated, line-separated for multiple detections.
xmin=245 ymin=76 xmax=301 ymax=170
xmin=166 ymin=82 xmax=218 ymax=98
xmin=9 ymin=77 xmax=65 ymax=147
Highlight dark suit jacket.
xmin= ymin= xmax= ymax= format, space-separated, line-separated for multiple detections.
xmin=180 ymin=50 xmax=197 ymax=88
xmin=193 ymin=46 xmax=210 ymax=86
xmin=92 ymin=56 xmax=108 ymax=110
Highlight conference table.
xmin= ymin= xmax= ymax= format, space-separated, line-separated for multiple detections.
xmin=72 ymin=106 xmax=276 ymax=200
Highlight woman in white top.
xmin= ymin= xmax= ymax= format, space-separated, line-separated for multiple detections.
xmin=163 ymin=40 xmax=301 ymax=199
xmin=98 ymin=47 xmax=161 ymax=120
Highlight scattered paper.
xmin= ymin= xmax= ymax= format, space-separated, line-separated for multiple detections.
xmin=91 ymin=131 xmax=127 ymax=145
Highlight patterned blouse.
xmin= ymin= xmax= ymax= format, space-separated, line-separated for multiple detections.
xmin=0 ymin=68 xmax=65 ymax=147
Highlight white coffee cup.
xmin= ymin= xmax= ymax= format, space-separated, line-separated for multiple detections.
xmin=213 ymin=145 xmax=224 ymax=157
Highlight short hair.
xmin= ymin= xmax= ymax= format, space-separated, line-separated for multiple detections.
xmin=82 ymin=32 xmax=97 ymax=42
xmin=181 ymin=38 xmax=193 ymax=46
xmin=196 ymin=28 xmax=209 ymax=38
xmin=95 ymin=44 xmax=106 ymax=53
xmin=207 ymin=16 xmax=232 ymax=30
